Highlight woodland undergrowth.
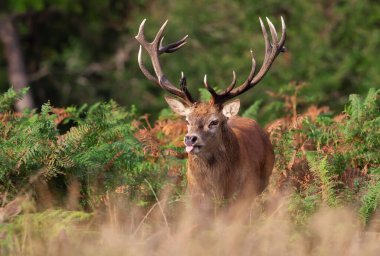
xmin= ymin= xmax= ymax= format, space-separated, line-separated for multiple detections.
xmin=0 ymin=85 xmax=379 ymax=255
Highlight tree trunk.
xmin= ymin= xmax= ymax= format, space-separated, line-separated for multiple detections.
xmin=0 ymin=16 xmax=34 ymax=111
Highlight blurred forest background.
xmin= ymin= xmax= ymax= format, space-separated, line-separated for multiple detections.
xmin=1 ymin=0 xmax=379 ymax=122
xmin=1 ymin=1 xmax=380 ymax=254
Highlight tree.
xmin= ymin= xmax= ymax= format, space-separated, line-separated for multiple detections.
xmin=0 ymin=15 xmax=34 ymax=110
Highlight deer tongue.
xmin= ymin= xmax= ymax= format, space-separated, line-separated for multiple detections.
xmin=185 ymin=146 xmax=194 ymax=153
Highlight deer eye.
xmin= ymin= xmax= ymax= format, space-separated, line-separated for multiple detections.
xmin=185 ymin=120 xmax=190 ymax=125
xmin=208 ymin=120 xmax=219 ymax=128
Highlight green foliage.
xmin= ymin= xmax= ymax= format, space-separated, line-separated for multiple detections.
xmin=306 ymin=153 xmax=337 ymax=206
xmin=2 ymin=0 xmax=380 ymax=119
xmin=288 ymin=187 xmax=320 ymax=226
xmin=267 ymin=87 xmax=380 ymax=225
xmin=0 ymin=87 xmax=29 ymax=112
xmin=343 ymin=88 xmax=380 ymax=168
xmin=198 ymin=88 xmax=212 ymax=102
xmin=0 ymin=91 xmax=181 ymax=207
xmin=7 ymin=0 xmax=45 ymax=12
xmin=127 ymin=0 xmax=380 ymax=117
xmin=0 ymin=101 xmax=58 ymax=183
xmin=242 ymin=99 xmax=263 ymax=120
xmin=158 ymin=107 xmax=177 ymax=121
xmin=359 ymin=179 xmax=380 ymax=224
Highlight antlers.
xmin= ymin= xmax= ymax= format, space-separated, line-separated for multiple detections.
xmin=135 ymin=19 xmax=195 ymax=105
xmin=136 ymin=17 xmax=286 ymax=105
xmin=204 ymin=17 xmax=286 ymax=104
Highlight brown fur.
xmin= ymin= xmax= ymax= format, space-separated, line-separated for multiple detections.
xmin=184 ymin=103 xmax=274 ymax=213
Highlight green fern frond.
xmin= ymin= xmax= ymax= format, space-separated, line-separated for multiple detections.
xmin=0 ymin=87 xmax=29 ymax=112
xmin=359 ymin=178 xmax=380 ymax=224
xmin=306 ymin=153 xmax=337 ymax=206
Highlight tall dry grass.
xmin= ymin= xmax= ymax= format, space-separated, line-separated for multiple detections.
xmin=1 ymin=189 xmax=380 ymax=256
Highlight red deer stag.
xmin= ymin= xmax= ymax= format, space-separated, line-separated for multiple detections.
xmin=136 ymin=17 xmax=286 ymax=213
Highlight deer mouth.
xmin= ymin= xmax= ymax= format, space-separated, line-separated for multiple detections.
xmin=185 ymin=145 xmax=202 ymax=153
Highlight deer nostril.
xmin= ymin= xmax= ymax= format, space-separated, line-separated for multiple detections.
xmin=185 ymin=135 xmax=198 ymax=146
xmin=184 ymin=136 xmax=191 ymax=145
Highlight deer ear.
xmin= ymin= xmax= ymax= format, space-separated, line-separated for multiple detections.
xmin=165 ymin=96 xmax=190 ymax=116
xmin=222 ymin=99 xmax=240 ymax=117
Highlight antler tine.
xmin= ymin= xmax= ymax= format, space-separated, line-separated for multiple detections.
xmin=135 ymin=19 xmax=195 ymax=105
xmin=248 ymin=50 xmax=257 ymax=82
xmin=137 ymin=45 xmax=157 ymax=83
xmin=225 ymin=71 xmax=237 ymax=93
xmin=209 ymin=17 xmax=286 ymax=104
xmin=250 ymin=17 xmax=284 ymax=85
xmin=279 ymin=16 xmax=286 ymax=49
xmin=136 ymin=19 xmax=158 ymax=84
xmin=136 ymin=19 xmax=147 ymax=42
xmin=159 ymin=35 xmax=188 ymax=54
xmin=153 ymin=20 xmax=168 ymax=45
xmin=266 ymin=17 xmax=278 ymax=46
xmin=180 ymin=72 xmax=195 ymax=103
xmin=204 ymin=70 xmax=237 ymax=103
xmin=203 ymin=75 xmax=217 ymax=97
xmin=259 ymin=17 xmax=271 ymax=58
xmin=209 ymin=51 xmax=257 ymax=104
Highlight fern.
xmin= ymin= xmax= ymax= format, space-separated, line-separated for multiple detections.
xmin=359 ymin=178 xmax=380 ymax=224
xmin=0 ymin=96 xmax=176 ymax=206
xmin=343 ymin=88 xmax=379 ymax=168
xmin=242 ymin=99 xmax=263 ymax=119
xmin=0 ymin=87 xmax=29 ymax=112
xmin=306 ymin=153 xmax=337 ymax=206
xmin=288 ymin=187 xmax=320 ymax=227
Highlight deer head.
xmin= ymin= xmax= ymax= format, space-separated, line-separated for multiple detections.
xmin=135 ymin=18 xmax=286 ymax=155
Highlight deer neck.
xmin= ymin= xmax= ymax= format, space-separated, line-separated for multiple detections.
xmin=187 ymin=125 xmax=240 ymax=198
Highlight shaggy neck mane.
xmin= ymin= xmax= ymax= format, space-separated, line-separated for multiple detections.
xmin=188 ymin=124 xmax=240 ymax=198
